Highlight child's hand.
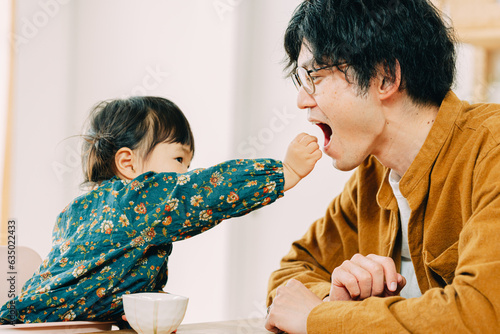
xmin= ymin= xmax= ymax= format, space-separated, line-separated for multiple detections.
xmin=283 ymin=133 xmax=322 ymax=191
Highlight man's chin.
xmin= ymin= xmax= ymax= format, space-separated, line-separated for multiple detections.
xmin=331 ymin=158 xmax=344 ymax=171
xmin=324 ymin=150 xmax=343 ymax=171
xmin=331 ymin=157 xmax=358 ymax=172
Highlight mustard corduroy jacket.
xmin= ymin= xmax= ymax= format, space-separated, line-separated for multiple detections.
xmin=267 ymin=91 xmax=500 ymax=333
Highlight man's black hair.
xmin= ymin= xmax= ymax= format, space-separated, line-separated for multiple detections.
xmin=284 ymin=0 xmax=457 ymax=106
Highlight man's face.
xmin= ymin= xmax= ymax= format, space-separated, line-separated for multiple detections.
xmin=296 ymin=43 xmax=386 ymax=171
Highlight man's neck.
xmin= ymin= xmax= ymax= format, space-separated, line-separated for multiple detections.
xmin=373 ymin=98 xmax=440 ymax=177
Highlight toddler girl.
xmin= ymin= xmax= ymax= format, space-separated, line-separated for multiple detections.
xmin=0 ymin=96 xmax=321 ymax=325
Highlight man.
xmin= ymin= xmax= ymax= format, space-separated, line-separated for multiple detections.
xmin=265 ymin=0 xmax=500 ymax=333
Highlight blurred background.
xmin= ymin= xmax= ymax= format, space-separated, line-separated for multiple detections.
xmin=0 ymin=0 xmax=497 ymax=324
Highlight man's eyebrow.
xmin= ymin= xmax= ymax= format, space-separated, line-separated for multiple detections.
xmin=298 ymin=59 xmax=315 ymax=69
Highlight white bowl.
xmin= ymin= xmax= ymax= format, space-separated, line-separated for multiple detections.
xmin=122 ymin=293 xmax=189 ymax=334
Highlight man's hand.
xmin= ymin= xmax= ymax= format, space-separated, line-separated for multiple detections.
xmin=265 ymin=279 xmax=322 ymax=334
xmin=324 ymin=254 xmax=406 ymax=301
xmin=283 ymin=133 xmax=322 ymax=191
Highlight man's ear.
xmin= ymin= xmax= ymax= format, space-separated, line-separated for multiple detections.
xmin=377 ymin=60 xmax=401 ymax=101
xmin=115 ymin=147 xmax=139 ymax=181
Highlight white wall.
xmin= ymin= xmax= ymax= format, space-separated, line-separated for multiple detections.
xmin=11 ymin=0 xmax=75 ymax=259
xmin=0 ymin=0 xmax=12 ymax=224
xmin=8 ymin=0 xmax=480 ymax=325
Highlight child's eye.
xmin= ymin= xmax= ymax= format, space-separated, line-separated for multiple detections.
xmin=175 ymin=157 xmax=183 ymax=163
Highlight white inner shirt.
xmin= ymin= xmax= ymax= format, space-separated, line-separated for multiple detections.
xmin=388 ymin=170 xmax=422 ymax=299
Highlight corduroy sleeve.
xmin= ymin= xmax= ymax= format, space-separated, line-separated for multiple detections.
xmin=266 ymin=169 xmax=360 ymax=307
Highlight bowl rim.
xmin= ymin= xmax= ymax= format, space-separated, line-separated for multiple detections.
xmin=122 ymin=292 xmax=189 ymax=301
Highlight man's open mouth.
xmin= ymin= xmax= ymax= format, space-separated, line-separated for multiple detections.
xmin=314 ymin=122 xmax=333 ymax=147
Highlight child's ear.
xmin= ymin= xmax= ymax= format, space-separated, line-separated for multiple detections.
xmin=115 ymin=147 xmax=139 ymax=181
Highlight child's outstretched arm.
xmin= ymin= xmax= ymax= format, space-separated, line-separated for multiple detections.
xmin=283 ymin=133 xmax=322 ymax=191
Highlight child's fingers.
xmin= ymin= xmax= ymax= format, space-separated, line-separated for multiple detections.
xmin=293 ymin=132 xmax=309 ymax=143
xmin=311 ymin=146 xmax=322 ymax=160
xmin=304 ymin=139 xmax=321 ymax=154
xmin=297 ymin=133 xmax=319 ymax=146
xmin=290 ymin=133 xmax=321 ymax=160
xmin=306 ymin=139 xmax=320 ymax=149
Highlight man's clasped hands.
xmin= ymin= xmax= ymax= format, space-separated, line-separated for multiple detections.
xmin=265 ymin=254 xmax=407 ymax=334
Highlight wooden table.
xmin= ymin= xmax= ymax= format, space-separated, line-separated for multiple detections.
xmin=87 ymin=318 xmax=272 ymax=333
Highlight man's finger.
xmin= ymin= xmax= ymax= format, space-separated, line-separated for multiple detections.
xmin=365 ymin=254 xmax=399 ymax=292
xmin=264 ymin=313 xmax=283 ymax=334
xmin=329 ymin=284 xmax=351 ymax=301
xmin=396 ymin=274 xmax=407 ymax=293
xmin=331 ymin=265 xmax=364 ymax=299
xmin=349 ymin=254 xmax=385 ymax=296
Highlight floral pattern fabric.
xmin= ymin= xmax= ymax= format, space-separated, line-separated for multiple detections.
xmin=0 ymin=159 xmax=284 ymax=324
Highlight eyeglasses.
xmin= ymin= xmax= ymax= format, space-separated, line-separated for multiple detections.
xmin=291 ymin=63 xmax=347 ymax=95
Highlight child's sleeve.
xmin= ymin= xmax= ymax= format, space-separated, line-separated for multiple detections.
xmin=119 ymin=158 xmax=284 ymax=243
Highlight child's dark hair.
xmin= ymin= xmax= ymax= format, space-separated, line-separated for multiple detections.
xmin=82 ymin=96 xmax=194 ymax=186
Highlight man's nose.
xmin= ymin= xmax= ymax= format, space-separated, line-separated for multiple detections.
xmin=296 ymin=87 xmax=316 ymax=110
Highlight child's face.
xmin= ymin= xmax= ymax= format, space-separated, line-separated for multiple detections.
xmin=137 ymin=142 xmax=193 ymax=174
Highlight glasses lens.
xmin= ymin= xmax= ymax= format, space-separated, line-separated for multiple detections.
xmin=292 ymin=73 xmax=300 ymax=91
xmin=297 ymin=67 xmax=314 ymax=94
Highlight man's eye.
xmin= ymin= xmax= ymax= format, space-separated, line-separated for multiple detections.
xmin=310 ymin=75 xmax=321 ymax=82
xmin=175 ymin=157 xmax=183 ymax=163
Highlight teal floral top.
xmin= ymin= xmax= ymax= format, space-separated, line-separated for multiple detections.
xmin=0 ymin=159 xmax=284 ymax=325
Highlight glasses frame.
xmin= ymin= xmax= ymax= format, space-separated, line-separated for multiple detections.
xmin=292 ymin=63 xmax=347 ymax=95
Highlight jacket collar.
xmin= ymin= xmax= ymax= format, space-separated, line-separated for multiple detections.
xmin=376 ymin=91 xmax=464 ymax=211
